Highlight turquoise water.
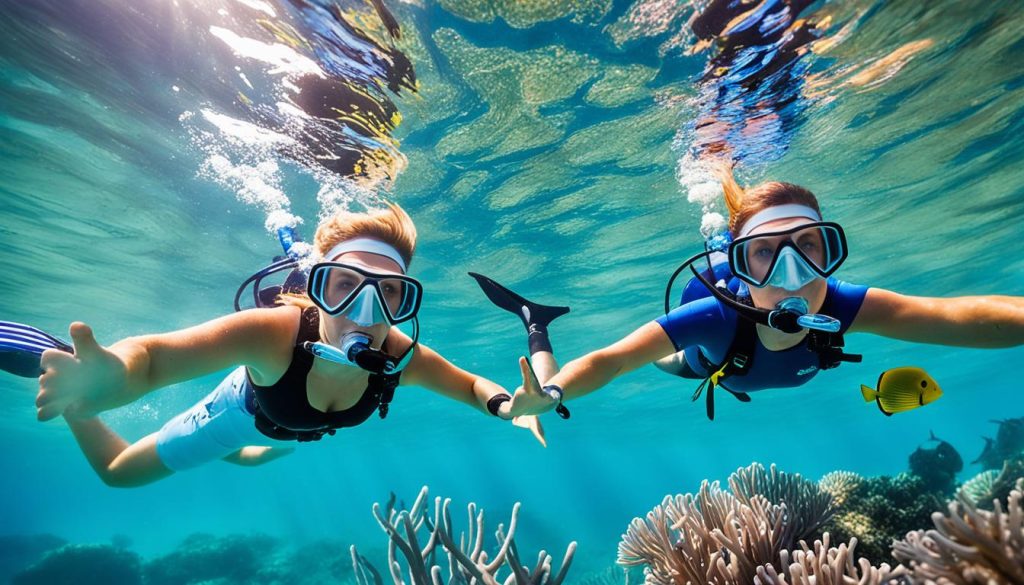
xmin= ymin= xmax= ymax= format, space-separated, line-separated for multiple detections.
xmin=1 ymin=0 xmax=1023 ymax=582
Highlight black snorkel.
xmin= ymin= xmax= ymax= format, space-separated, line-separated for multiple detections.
xmin=663 ymin=242 xmax=842 ymax=335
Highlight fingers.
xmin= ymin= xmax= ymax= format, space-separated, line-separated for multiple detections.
xmin=512 ymin=415 xmax=547 ymax=448
xmin=68 ymin=322 xmax=101 ymax=357
xmin=518 ymin=356 xmax=540 ymax=393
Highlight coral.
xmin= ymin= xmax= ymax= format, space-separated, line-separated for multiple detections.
xmin=11 ymin=543 xmax=142 ymax=585
xmin=617 ymin=463 xmax=845 ymax=585
xmin=818 ymin=471 xmax=864 ymax=508
xmin=960 ymin=457 xmax=1024 ymax=511
xmin=892 ymin=480 xmax=1024 ymax=584
xmin=352 ymin=486 xmax=576 ymax=585
xmin=753 ymin=534 xmax=905 ymax=585
xmin=821 ymin=472 xmax=945 ymax=564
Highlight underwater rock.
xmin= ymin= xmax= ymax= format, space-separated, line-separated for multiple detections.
xmin=618 ymin=462 xmax=848 ymax=584
xmin=892 ymin=479 xmax=1024 ymax=583
xmin=0 ymin=534 xmax=66 ymax=585
xmin=819 ymin=472 xmax=944 ymax=565
xmin=352 ymin=486 xmax=576 ymax=585
xmin=11 ymin=543 xmax=142 ymax=585
xmin=142 ymin=532 xmax=277 ymax=585
xmin=907 ymin=432 xmax=963 ymax=495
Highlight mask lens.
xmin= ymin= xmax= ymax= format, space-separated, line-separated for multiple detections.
xmin=730 ymin=222 xmax=847 ymax=287
xmin=377 ymin=277 xmax=421 ymax=322
xmin=314 ymin=266 xmax=369 ymax=312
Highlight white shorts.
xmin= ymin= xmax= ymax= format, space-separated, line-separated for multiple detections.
xmin=155 ymin=367 xmax=285 ymax=471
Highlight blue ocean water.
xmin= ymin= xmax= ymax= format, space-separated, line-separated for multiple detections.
xmin=1 ymin=0 xmax=1023 ymax=582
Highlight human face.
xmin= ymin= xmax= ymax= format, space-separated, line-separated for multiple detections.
xmin=316 ymin=251 xmax=410 ymax=348
xmin=741 ymin=217 xmax=830 ymax=312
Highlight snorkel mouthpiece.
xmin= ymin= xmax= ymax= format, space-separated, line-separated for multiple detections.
xmin=773 ymin=297 xmax=841 ymax=333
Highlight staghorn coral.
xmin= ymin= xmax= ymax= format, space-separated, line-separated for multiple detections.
xmin=753 ymin=534 xmax=904 ymax=585
xmin=818 ymin=471 xmax=865 ymax=508
xmin=821 ymin=472 xmax=944 ymax=564
xmin=892 ymin=480 xmax=1024 ymax=584
xmin=352 ymin=486 xmax=575 ymax=585
xmin=618 ymin=463 xmax=843 ymax=585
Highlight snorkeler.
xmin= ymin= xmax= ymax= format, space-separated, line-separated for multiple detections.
xmin=25 ymin=203 xmax=538 ymax=487
xmin=497 ymin=167 xmax=1024 ymax=421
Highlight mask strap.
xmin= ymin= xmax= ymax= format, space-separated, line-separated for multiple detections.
xmin=738 ymin=205 xmax=822 ymax=238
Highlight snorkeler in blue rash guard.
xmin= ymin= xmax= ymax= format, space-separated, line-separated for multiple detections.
xmin=499 ymin=166 xmax=1024 ymax=421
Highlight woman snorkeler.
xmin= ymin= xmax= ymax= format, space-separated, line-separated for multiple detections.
xmin=483 ymin=167 xmax=1024 ymax=421
xmin=28 ymin=203 xmax=542 ymax=487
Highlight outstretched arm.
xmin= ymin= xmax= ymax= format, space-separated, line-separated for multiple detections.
xmin=36 ymin=307 xmax=298 ymax=420
xmin=849 ymin=288 xmax=1024 ymax=347
xmin=502 ymin=320 xmax=678 ymax=419
xmin=401 ymin=343 xmax=507 ymax=415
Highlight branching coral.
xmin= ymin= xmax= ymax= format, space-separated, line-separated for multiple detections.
xmin=352 ymin=486 xmax=576 ymax=585
xmin=753 ymin=534 xmax=904 ymax=585
xmin=892 ymin=480 xmax=1024 ymax=584
xmin=618 ymin=463 xmax=851 ymax=585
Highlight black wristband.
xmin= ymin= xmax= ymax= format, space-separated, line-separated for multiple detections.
xmin=486 ymin=393 xmax=512 ymax=417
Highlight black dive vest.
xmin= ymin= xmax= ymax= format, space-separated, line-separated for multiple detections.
xmin=684 ymin=288 xmax=859 ymax=420
xmin=247 ymin=307 xmax=400 ymax=442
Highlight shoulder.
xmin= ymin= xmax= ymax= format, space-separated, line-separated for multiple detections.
xmin=218 ymin=306 xmax=304 ymax=377
xmin=656 ymin=295 xmax=735 ymax=350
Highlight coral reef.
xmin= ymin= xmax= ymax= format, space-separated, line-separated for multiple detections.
xmin=892 ymin=480 xmax=1024 ymax=583
xmin=616 ymin=463 xmax=900 ymax=585
xmin=351 ymin=486 xmax=576 ymax=584
xmin=0 ymin=534 xmax=66 ymax=585
xmin=818 ymin=471 xmax=864 ymax=508
xmin=959 ymin=456 xmax=1024 ymax=511
xmin=11 ymin=543 xmax=142 ymax=585
xmin=821 ymin=472 xmax=945 ymax=565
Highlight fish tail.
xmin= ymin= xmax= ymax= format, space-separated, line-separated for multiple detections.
xmin=860 ymin=385 xmax=877 ymax=402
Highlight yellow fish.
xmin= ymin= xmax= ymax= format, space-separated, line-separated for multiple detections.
xmin=860 ymin=367 xmax=942 ymax=416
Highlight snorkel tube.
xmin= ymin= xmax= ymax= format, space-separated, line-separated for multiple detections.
xmin=664 ymin=240 xmax=841 ymax=335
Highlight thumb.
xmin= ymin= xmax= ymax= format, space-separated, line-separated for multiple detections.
xmin=518 ymin=357 xmax=540 ymax=393
xmin=68 ymin=322 xmax=101 ymax=357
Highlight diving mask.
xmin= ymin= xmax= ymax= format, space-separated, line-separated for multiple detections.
xmin=729 ymin=205 xmax=847 ymax=290
xmin=307 ymin=238 xmax=422 ymax=326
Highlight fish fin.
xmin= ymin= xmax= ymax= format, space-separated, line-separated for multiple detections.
xmin=930 ymin=430 xmax=937 ymax=441
xmin=860 ymin=385 xmax=877 ymax=402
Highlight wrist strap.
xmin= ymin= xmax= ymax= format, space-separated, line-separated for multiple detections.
xmin=542 ymin=384 xmax=571 ymax=420
xmin=486 ymin=393 xmax=512 ymax=417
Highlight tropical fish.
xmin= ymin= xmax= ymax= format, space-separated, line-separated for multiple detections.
xmin=860 ymin=367 xmax=942 ymax=416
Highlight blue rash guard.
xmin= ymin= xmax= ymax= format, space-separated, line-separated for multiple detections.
xmin=655 ymin=278 xmax=869 ymax=393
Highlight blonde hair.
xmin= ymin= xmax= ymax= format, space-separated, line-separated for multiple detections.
xmin=714 ymin=164 xmax=821 ymax=236
xmin=277 ymin=202 xmax=417 ymax=309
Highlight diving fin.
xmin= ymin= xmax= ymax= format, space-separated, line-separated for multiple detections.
xmin=468 ymin=272 xmax=569 ymax=328
xmin=0 ymin=321 xmax=72 ymax=378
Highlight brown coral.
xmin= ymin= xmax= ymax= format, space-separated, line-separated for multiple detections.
xmin=892 ymin=480 xmax=1024 ymax=584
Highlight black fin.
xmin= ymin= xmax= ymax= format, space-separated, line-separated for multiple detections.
xmin=468 ymin=272 xmax=569 ymax=328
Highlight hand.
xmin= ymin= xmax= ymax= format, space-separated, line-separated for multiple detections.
xmin=512 ymin=415 xmax=547 ymax=448
xmin=506 ymin=356 xmax=559 ymax=417
xmin=36 ymin=323 xmax=127 ymax=421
